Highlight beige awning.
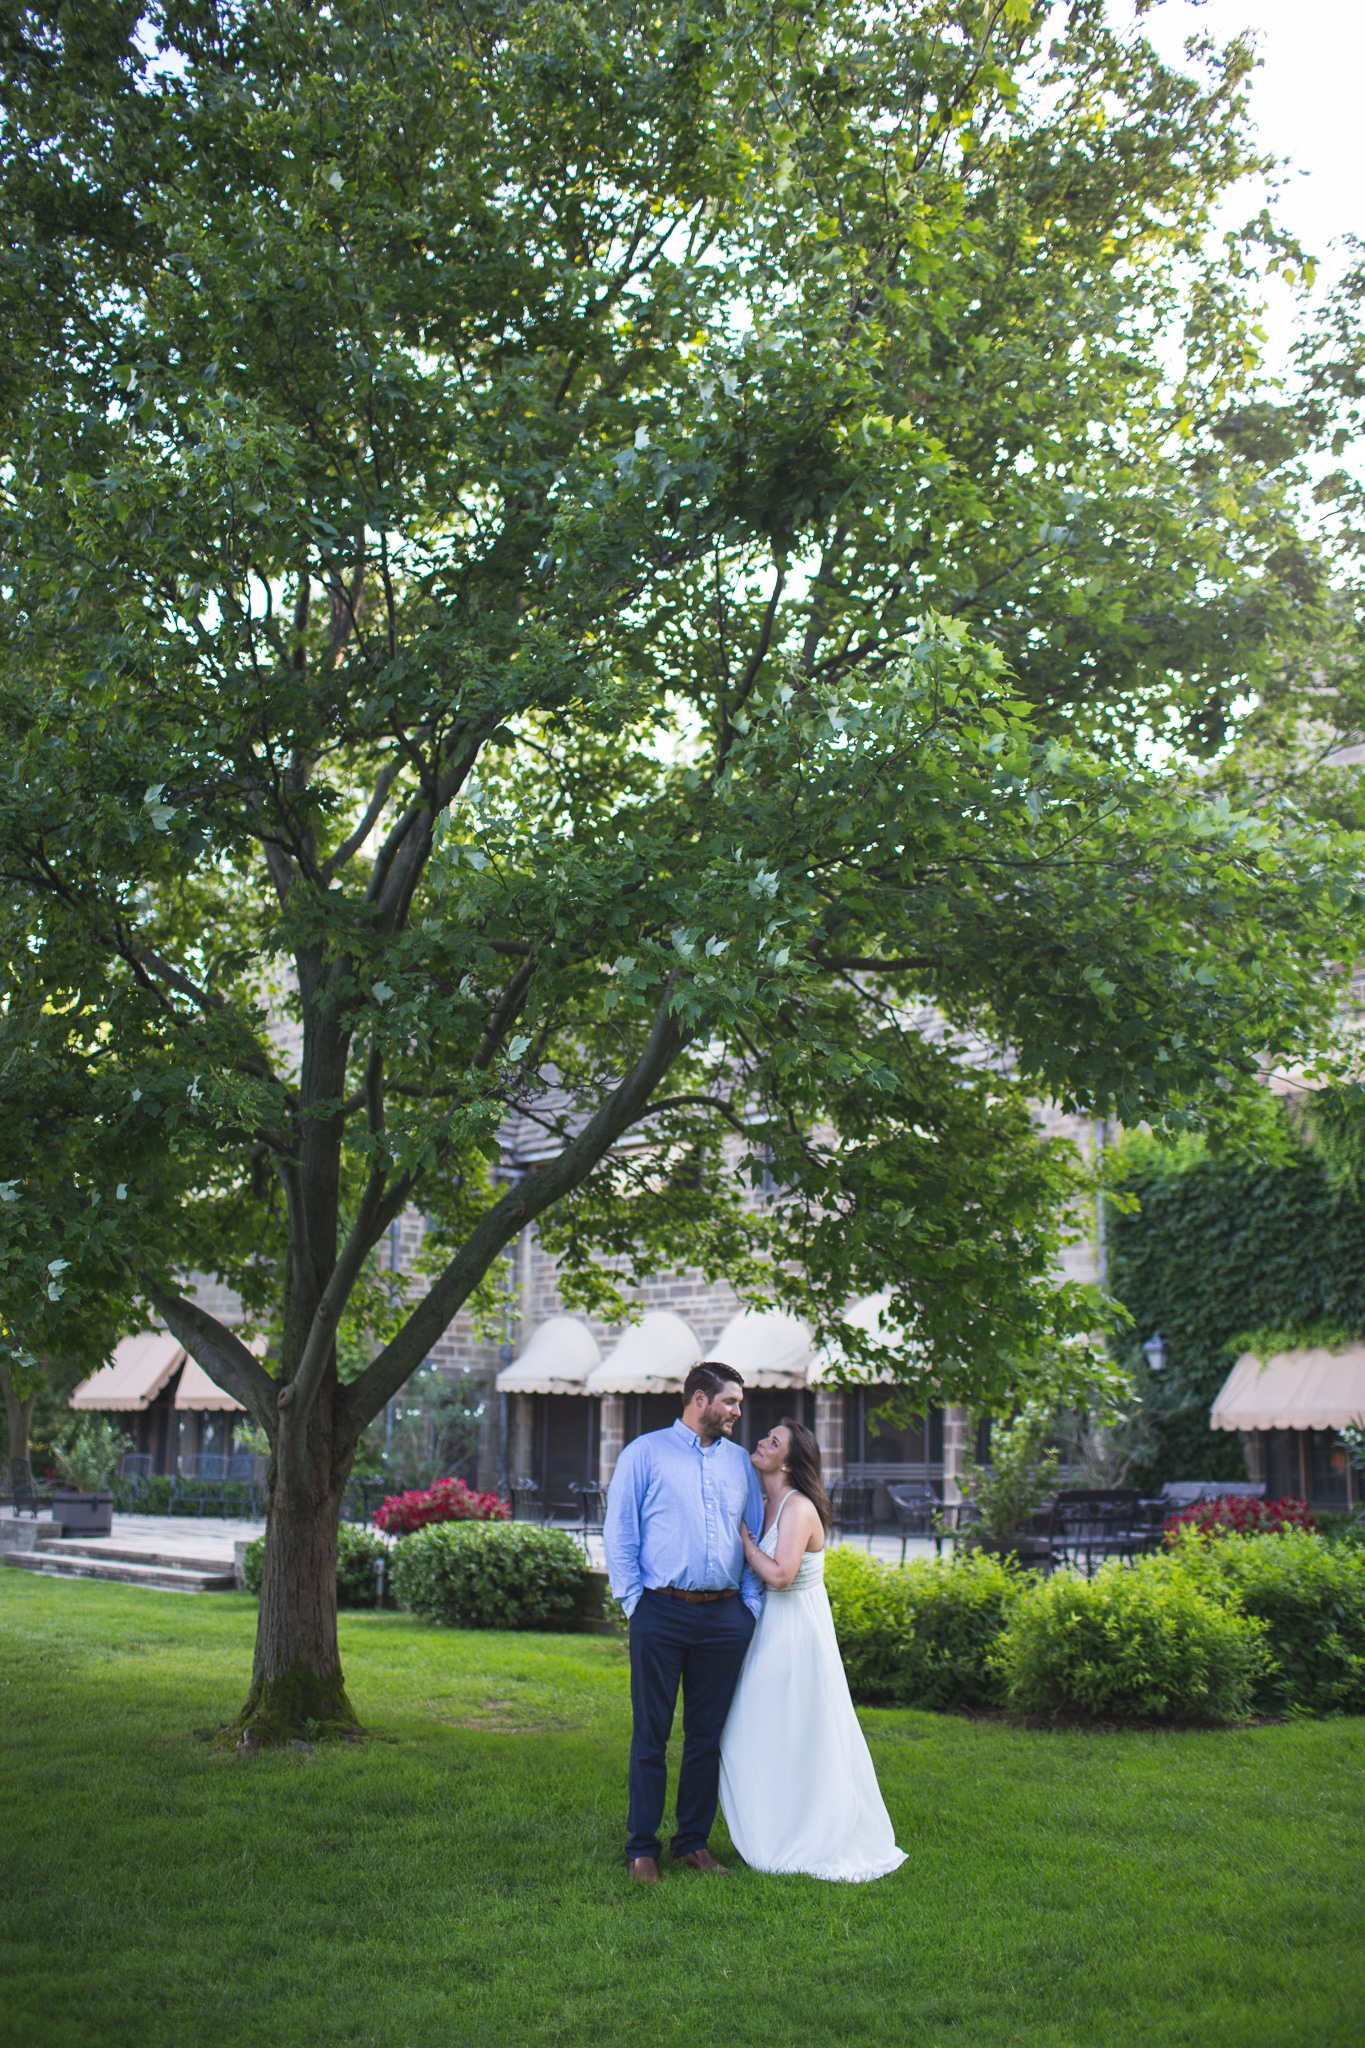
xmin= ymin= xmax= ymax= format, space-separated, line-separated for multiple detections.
xmin=72 ymin=1329 xmax=253 ymax=1412
xmin=1211 ymin=1348 xmax=1365 ymax=1432
xmin=174 ymin=1356 xmax=245 ymax=1412
xmin=711 ymin=1308 xmax=811 ymax=1389
xmin=586 ymin=1311 xmax=702 ymax=1396
xmin=69 ymin=1331 xmax=184 ymax=1411
xmin=807 ymin=1292 xmax=917 ymax=1386
xmin=496 ymin=1316 xmax=601 ymax=1396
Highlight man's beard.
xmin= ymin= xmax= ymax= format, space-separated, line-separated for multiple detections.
xmin=699 ymin=1402 xmax=736 ymax=1441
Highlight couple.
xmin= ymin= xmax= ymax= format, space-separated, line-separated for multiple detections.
xmin=602 ymin=1360 xmax=906 ymax=1884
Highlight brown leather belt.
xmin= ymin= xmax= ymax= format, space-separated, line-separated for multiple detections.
xmin=649 ymin=1586 xmax=735 ymax=1604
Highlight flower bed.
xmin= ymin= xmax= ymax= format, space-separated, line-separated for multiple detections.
xmin=373 ymin=1475 xmax=509 ymax=1535
xmin=1164 ymin=1494 xmax=1314 ymax=1542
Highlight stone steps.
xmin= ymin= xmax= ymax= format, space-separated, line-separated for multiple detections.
xmin=4 ymin=1541 xmax=235 ymax=1593
xmin=37 ymin=1537 xmax=234 ymax=1573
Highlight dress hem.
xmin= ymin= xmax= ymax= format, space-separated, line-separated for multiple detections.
xmin=738 ymin=1850 xmax=907 ymax=1885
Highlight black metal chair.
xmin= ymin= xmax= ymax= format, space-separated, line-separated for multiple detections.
xmin=1049 ymin=1489 xmax=1142 ymax=1574
xmin=7 ymin=1457 xmax=47 ymax=1518
xmin=568 ymin=1480 xmax=608 ymax=1551
xmin=885 ymin=1483 xmax=939 ymax=1562
xmin=115 ymin=1451 xmax=154 ymax=1506
xmin=172 ymin=1452 xmax=264 ymax=1519
xmin=829 ymin=1479 xmax=876 ymax=1546
xmin=343 ymin=1477 xmax=393 ymax=1524
xmin=507 ymin=1477 xmax=548 ymax=1523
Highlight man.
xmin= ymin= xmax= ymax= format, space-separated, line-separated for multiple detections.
xmin=603 ymin=1361 xmax=764 ymax=1884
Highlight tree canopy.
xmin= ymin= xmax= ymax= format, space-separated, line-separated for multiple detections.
xmin=0 ymin=0 xmax=1350 ymax=1735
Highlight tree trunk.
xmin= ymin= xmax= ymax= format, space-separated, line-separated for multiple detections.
xmin=0 ymin=1366 xmax=37 ymax=1467
xmin=231 ymin=1384 xmax=362 ymax=1749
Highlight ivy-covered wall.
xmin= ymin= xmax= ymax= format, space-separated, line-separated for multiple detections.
xmin=1108 ymin=1151 xmax=1365 ymax=1489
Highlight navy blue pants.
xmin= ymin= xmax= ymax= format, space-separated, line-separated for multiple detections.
xmin=626 ymin=1588 xmax=756 ymax=1861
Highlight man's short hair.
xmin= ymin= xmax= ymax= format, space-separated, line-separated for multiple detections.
xmin=683 ymin=1360 xmax=745 ymax=1405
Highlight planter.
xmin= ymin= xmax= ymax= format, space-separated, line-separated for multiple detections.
xmin=51 ymin=1488 xmax=115 ymax=1537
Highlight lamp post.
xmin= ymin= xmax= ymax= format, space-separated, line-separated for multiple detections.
xmin=1141 ymin=1330 xmax=1169 ymax=1375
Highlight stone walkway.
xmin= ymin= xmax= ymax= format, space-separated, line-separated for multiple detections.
xmin=2 ymin=1509 xmax=938 ymax=1583
xmin=1 ymin=1509 xmax=264 ymax=1558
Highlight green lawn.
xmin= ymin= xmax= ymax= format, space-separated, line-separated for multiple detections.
xmin=1 ymin=1574 xmax=1362 ymax=2048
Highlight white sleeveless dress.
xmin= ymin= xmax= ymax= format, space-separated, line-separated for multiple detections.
xmin=718 ymin=1494 xmax=907 ymax=1883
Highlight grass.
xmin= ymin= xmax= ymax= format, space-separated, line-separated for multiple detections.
xmin=2 ymin=1574 xmax=1363 ymax=2048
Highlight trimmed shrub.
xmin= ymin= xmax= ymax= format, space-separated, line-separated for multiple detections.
xmin=826 ymin=1545 xmax=1025 ymax=1709
xmin=240 ymin=1523 xmax=392 ymax=1607
xmin=374 ymin=1476 xmax=509 ymax=1535
xmin=389 ymin=1519 xmax=589 ymax=1629
xmin=1172 ymin=1528 xmax=1365 ymax=1716
xmin=998 ymin=1556 xmax=1270 ymax=1721
xmin=335 ymin=1524 xmax=393 ymax=1608
xmin=1164 ymin=1494 xmax=1314 ymax=1542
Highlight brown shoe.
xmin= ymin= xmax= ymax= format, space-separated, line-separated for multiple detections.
xmin=678 ymin=1847 xmax=729 ymax=1875
xmin=627 ymin=1855 xmax=660 ymax=1884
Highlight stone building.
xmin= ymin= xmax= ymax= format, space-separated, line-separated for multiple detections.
xmin=483 ymin=1101 xmax=1105 ymax=1516
xmin=69 ymin=1073 xmax=1105 ymax=1505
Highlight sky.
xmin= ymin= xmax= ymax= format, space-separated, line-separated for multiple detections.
xmin=1139 ymin=0 xmax=1363 ymax=372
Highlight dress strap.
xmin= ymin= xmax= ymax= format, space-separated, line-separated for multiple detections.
xmin=768 ymin=1488 xmax=797 ymax=1535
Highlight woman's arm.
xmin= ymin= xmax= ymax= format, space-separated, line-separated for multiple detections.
xmin=740 ymin=1494 xmax=821 ymax=1590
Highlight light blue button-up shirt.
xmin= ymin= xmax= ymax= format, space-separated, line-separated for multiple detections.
xmin=603 ymin=1419 xmax=765 ymax=1619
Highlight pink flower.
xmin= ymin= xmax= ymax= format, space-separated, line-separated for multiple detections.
xmin=374 ymin=1475 xmax=510 ymax=1535
xmin=1163 ymin=1495 xmax=1314 ymax=1544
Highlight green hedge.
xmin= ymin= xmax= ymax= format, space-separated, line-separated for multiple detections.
xmin=1173 ymin=1529 xmax=1365 ymax=1716
xmin=997 ymin=1558 xmax=1269 ymax=1721
xmin=829 ymin=1532 xmax=1365 ymax=1722
xmin=388 ymin=1520 xmax=589 ymax=1630
xmin=825 ymin=1545 xmax=1025 ymax=1710
xmin=240 ymin=1523 xmax=391 ymax=1608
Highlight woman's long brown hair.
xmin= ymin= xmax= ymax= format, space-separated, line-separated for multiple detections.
xmin=779 ymin=1418 xmax=833 ymax=1532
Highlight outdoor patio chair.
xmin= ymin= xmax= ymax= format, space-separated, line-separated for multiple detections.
xmin=885 ymin=1483 xmax=939 ymax=1562
xmin=1049 ymin=1490 xmax=1143 ymax=1575
xmin=507 ymin=1477 xmax=548 ymax=1523
xmin=340 ymin=1476 xmax=389 ymax=1524
xmin=568 ymin=1481 xmax=608 ymax=1552
xmin=171 ymin=1452 xmax=263 ymax=1519
xmin=115 ymin=1452 xmax=154 ymax=1505
xmin=829 ymin=1479 xmax=876 ymax=1546
xmin=6 ymin=1457 xmax=47 ymax=1518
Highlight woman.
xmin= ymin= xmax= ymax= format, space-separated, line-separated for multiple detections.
xmin=718 ymin=1418 xmax=906 ymax=1883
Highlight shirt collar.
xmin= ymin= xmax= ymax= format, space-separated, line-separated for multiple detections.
xmin=672 ymin=1417 xmax=721 ymax=1453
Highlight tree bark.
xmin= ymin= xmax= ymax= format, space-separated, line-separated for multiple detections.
xmin=0 ymin=1362 xmax=38 ymax=1467
xmin=230 ymin=1375 xmax=362 ymax=1750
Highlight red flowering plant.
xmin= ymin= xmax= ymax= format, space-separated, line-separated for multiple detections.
xmin=1163 ymin=1494 xmax=1315 ymax=1543
xmin=374 ymin=1476 xmax=510 ymax=1536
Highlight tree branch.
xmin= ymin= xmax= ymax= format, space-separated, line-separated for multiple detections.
xmin=144 ymin=1285 xmax=278 ymax=1422
xmin=342 ymin=981 xmax=688 ymax=1429
xmin=321 ymin=761 xmax=401 ymax=883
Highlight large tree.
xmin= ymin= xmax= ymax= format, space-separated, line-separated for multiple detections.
xmin=0 ymin=0 xmax=1344 ymax=1741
